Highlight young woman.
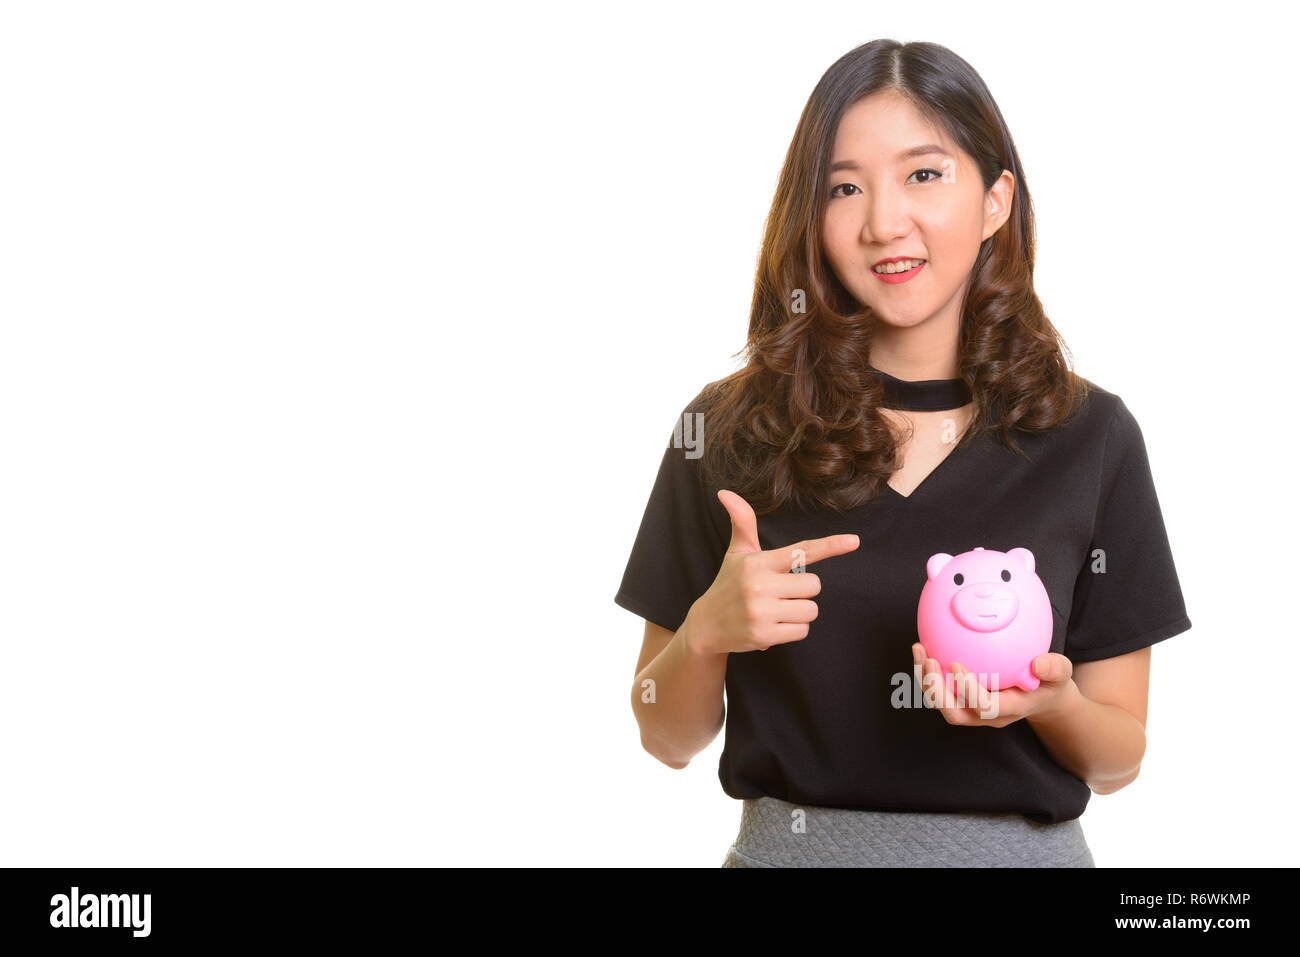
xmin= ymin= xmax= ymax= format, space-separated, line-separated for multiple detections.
xmin=614 ymin=39 xmax=1191 ymax=867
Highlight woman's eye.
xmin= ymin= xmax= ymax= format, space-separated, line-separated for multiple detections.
xmin=830 ymin=169 xmax=943 ymax=197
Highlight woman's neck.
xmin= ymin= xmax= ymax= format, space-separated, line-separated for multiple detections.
xmin=867 ymin=350 xmax=961 ymax=382
xmin=867 ymin=326 xmax=960 ymax=382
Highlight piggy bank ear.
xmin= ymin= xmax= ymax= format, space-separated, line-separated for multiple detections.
xmin=926 ymin=553 xmax=955 ymax=581
xmin=1007 ymin=547 xmax=1036 ymax=574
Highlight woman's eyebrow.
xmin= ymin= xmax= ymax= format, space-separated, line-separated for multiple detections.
xmin=830 ymin=145 xmax=951 ymax=173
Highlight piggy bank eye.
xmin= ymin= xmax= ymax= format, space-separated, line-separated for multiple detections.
xmin=953 ymin=573 xmax=964 ymax=586
xmin=1001 ymin=569 xmax=1011 ymax=582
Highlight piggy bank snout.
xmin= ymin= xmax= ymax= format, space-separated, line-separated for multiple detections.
xmin=950 ymin=583 xmax=1020 ymax=633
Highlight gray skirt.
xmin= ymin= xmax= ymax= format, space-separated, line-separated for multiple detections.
xmin=722 ymin=796 xmax=1095 ymax=868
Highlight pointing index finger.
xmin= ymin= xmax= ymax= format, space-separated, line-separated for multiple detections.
xmin=764 ymin=533 xmax=860 ymax=572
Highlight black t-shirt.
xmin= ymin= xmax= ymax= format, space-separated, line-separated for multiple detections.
xmin=613 ymin=378 xmax=1192 ymax=824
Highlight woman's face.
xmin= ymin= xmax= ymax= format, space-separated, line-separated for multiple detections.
xmin=821 ymin=90 xmax=1013 ymax=333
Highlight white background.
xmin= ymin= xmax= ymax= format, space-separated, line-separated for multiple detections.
xmin=0 ymin=0 xmax=1294 ymax=867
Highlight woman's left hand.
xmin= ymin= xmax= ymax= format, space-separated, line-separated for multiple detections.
xmin=910 ymin=642 xmax=1079 ymax=728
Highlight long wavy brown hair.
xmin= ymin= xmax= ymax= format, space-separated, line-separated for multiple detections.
xmin=694 ymin=39 xmax=1090 ymax=515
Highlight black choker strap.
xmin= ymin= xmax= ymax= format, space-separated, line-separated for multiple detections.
xmin=869 ymin=365 xmax=972 ymax=411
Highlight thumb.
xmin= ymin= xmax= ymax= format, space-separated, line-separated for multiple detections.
xmin=717 ymin=489 xmax=761 ymax=555
xmin=1035 ymin=652 xmax=1073 ymax=683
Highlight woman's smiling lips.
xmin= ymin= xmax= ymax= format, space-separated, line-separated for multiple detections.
xmin=872 ymin=259 xmax=926 ymax=284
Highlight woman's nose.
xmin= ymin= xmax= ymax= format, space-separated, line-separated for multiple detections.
xmin=862 ymin=194 xmax=910 ymax=243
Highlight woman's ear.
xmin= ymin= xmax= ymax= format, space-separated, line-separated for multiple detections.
xmin=982 ymin=170 xmax=1015 ymax=240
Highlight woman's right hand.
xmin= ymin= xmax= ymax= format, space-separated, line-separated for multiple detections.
xmin=682 ymin=489 xmax=860 ymax=657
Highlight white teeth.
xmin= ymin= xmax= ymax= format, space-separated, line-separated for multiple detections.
xmin=873 ymin=258 xmax=925 ymax=274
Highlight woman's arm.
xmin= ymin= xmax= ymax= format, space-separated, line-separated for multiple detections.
xmin=1025 ymin=646 xmax=1151 ymax=793
xmin=630 ymin=615 xmax=728 ymax=769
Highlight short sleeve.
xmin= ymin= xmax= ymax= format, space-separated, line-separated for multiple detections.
xmin=1063 ymin=396 xmax=1192 ymax=663
xmin=613 ymin=391 xmax=727 ymax=634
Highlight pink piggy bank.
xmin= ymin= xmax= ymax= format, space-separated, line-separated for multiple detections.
xmin=916 ymin=546 xmax=1052 ymax=694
